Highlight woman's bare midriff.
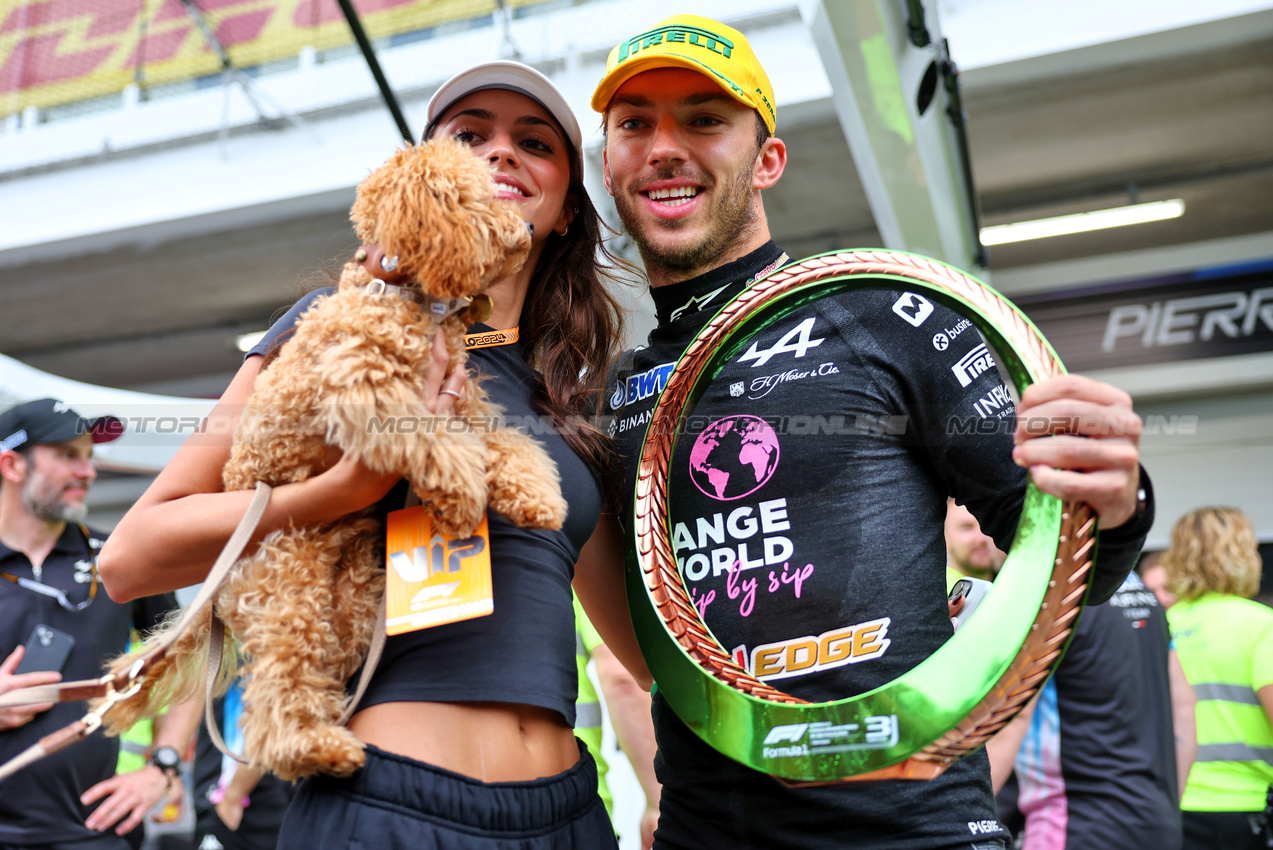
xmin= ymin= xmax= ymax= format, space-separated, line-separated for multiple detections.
xmin=348 ymin=700 xmax=580 ymax=782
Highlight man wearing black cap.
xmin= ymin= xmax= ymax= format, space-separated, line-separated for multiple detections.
xmin=0 ymin=399 xmax=182 ymax=850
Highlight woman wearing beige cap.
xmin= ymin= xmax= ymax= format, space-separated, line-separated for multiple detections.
xmin=99 ymin=60 xmax=646 ymax=849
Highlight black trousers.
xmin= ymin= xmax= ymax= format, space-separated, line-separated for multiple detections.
xmin=195 ymin=816 xmax=266 ymax=850
xmin=1182 ymin=809 xmax=1271 ymax=850
xmin=0 ymin=835 xmax=130 ymax=850
xmin=277 ymin=741 xmax=616 ymax=850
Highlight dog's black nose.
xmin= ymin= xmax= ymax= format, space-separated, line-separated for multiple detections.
xmin=526 ymin=222 xmax=534 ymax=236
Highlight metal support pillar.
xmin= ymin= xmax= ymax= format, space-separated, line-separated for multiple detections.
xmin=801 ymin=0 xmax=987 ymax=272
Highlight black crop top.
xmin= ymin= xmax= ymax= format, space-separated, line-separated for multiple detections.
xmin=250 ymin=288 xmax=601 ymax=724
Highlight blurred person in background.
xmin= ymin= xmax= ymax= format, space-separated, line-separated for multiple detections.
xmin=158 ymin=685 xmax=295 ymax=850
xmin=965 ymin=486 xmax=1194 ymax=850
xmin=1140 ymin=550 xmax=1178 ymax=611
xmin=0 ymin=399 xmax=183 ymax=850
xmin=986 ymin=570 xmax=1194 ymax=850
xmin=1161 ymin=506 xmax=1273 ymax=850
xmin=573 ymin=594 xmax=660 ymax=849
xmin=945 ymin=499 xmax=1007 ymax=591
xmin=112 ymin=679 xmax=173 ymax=850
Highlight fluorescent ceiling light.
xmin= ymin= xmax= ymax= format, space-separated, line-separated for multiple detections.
xmin=235 ymin=331 xmax=267 ymax=353
xmin=980 ymin=199 xmax=1185 ymax=246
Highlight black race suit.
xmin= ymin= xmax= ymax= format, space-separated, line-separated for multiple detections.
xmin=605 ymin=242 xmax=1153 ymax=850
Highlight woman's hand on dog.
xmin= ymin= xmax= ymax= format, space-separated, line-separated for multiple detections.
xmin=422 ymin=328 xmax=468 ymax=412
xmin=302 ymin=333 xmax=468 ymax=519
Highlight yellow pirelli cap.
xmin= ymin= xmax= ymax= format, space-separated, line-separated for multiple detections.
xmin=591 ymin=14 xmax=776 ymax=134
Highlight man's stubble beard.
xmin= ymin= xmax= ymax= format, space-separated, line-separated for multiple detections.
xmin=615 ymin=161 xmax=759 ymax=280
xmin=952 ymin=548 xmax=1001 ymax=577
xmin=22 ymin=470 xmax=89 ymax=524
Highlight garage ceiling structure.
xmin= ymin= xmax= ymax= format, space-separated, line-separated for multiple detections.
xmin=967 ymin=20 xmax=1273 ymax=270
xmin=1 ymin=0 xmax=1271 ymax=538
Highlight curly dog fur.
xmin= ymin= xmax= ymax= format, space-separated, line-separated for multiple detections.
xmin=99 ymin=138 xmax=568 ymax=780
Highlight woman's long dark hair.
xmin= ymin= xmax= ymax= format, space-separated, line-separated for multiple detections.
xmin=517 ymin=147 xmax=629 ymax=510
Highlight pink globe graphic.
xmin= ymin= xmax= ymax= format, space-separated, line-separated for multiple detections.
xmin=688 ymin=415 xmax=781 ymax=500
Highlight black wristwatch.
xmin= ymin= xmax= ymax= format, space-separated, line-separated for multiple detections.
xmin=149 ymin=745 xmax=181 ymax=779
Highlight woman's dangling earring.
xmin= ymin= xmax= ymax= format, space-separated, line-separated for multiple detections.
xmin=559 ymin=225 xmax=569 ymax=237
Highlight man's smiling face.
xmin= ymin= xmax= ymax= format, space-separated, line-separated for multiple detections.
xmin=603 ymin=68 xmax=767 ymax=282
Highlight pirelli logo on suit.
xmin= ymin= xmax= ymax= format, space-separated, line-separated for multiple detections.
xmin=951 ymin=343 xmax=996 ymax=388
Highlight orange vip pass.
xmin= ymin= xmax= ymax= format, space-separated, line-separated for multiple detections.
xmin=385 ymin=506 xmax=493 ymax=635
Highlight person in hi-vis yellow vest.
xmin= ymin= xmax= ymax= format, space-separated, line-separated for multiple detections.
xmin=573 ymin=593 xmax=661 ymax=848
xmin=1162 ymin=507 xmax=1273 ymax=850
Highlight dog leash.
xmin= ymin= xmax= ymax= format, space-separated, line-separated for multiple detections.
xmin=200 ymin=491 xmax=406 ymax=765
xmin=0 ymin=483 xmax=274 ymax=781
xmin=0 ymin=473 xmax=392 ymax=773
xmin=201 ymin=583 xmax=388 ymax=765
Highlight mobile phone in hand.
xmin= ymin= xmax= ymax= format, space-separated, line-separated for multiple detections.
xmin=14 ymin=625 xmax=75 ymax=674
xmin=948 ymin=577 xmax=993 ymax=632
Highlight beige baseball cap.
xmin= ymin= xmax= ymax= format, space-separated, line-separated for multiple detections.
xmin=425 ymin=60 xmax=582 ymax=152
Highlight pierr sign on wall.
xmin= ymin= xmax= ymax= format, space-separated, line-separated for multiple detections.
xmin=1012 ymin=261 xmax=1273 ymax=372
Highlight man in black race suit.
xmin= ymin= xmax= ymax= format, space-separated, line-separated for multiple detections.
xmin=588 ymin=15 xmax=1154 ymax=850
xmin=0 ymin=399 xmax=181 ymax=850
